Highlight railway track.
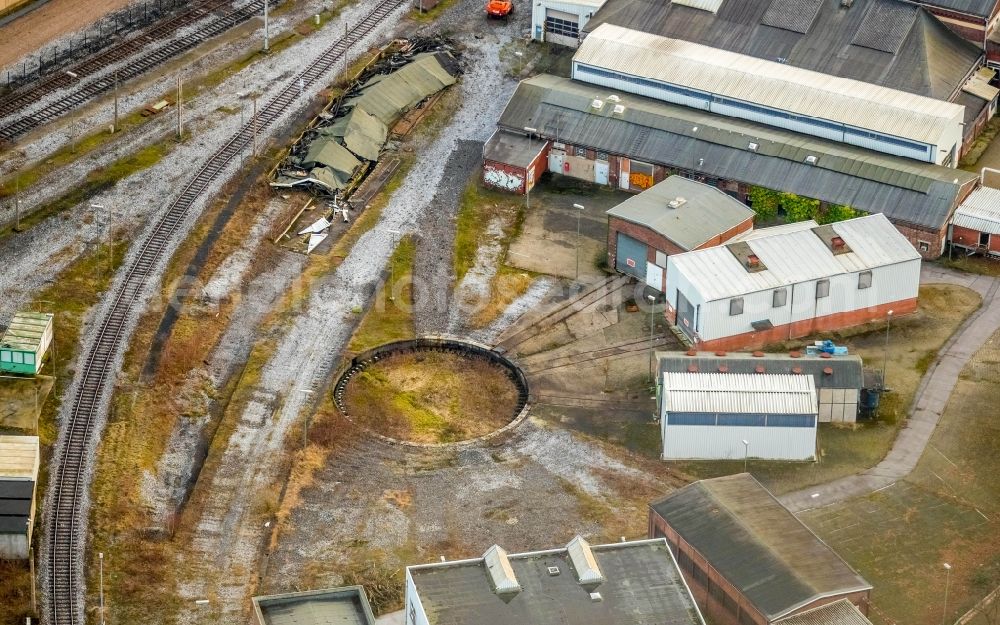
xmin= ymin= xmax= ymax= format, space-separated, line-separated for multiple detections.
xmin=43 ymin=0 xmax=406 ymax=622
xmin=0 ymin=0 xmax=267 ymax=143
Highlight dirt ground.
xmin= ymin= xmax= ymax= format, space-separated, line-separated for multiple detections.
xmin=342 ymin=351 xmax=520 ymax=443
xmin=0 ymin=374 xmax=52 ymax=431
xmin=0 ymin=0 xmax=135 ymax=69
xmin=802 ymin=322 xmax=1000 ymax=625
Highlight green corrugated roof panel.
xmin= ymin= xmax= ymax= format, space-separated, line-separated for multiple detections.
xmin=301 ymin=138 xmax=362 ymax=177
xmin=346 ymin=52 xmax=458 ymax=125
xmin=322 ymin=108 xmax=388 ymax=162
xmin=1 ymin=312 xmax=52 ymax=352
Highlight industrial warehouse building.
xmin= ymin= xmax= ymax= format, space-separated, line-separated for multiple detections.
xmin=580 ymin=0 xmax=998 ymax=154
xmin=660 ymin=372 xmax=818 ymax=461
xmin=488 ymin=74 xmax=980 ymax=256
xmin=405 ymin=536 xmax=706 ymax=625
xmin=664 ymin=214 xmax=921 ymax=350
xmin=574 ymin=24 xmax=967 ymax=166
xmin=657 ymin=351 xmax=865 ymax=423
xmin=950 ymin=185 xmax=1000 ymax=255
xmin=252 ymin=586 xmax=375 ymax=625
xmin=607 ymin=176 xmax=754 ymax=290
xmin=0 ymin=436 xmax=39 ymax=560
xmin=649 ymin=474 xmax=872 ymax=625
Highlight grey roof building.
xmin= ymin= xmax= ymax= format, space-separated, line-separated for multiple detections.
xmin=252 ymin=586 xmax=376 ymax=625
xmin=775 ymin=599 xmax=875 ymax=625
xmin=608 ymin=177 xmax=754 ymax=251
xmin=405 ymin=536 xmax=706 ymax=625
xmin=497 ymin=75 xmax=979 ymax=236
xmin=582 ymin=0 xmax=983 ymax=103
xmin=649 ymin=474 xmax=872 ymax=625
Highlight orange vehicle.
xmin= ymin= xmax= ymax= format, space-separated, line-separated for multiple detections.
xmin=486 ymin=0 xmax=512 ymax=18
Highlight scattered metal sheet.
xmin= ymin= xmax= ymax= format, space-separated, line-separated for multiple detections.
xmin=306 ymin=232 xmax=328 ymax=253
xmin=298 ymin=217 xmax=332 ymax=236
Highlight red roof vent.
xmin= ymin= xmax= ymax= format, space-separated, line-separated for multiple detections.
xmin=718 ymin=365 xmax=729 ymax=373
xmin=820 ymin=352 xmax=832 ymax=359
xmin=831 ymin=236 xmax=845 ymax=250
xmin=715 ymin=350 xmax=727 ymax=357
xmin=752 ymin=351 xmax=765 ymax=357
xmin=792 ymin=366 xmax=803 ymax=374
xmin=755 ymin=365 xmax=765 ymax=374
xmin=686 ymin=349 xmax=697 ymax=357
xmin=688 ymin=364 xmax=698 ymax=373
xmin=746 ymin=254 xmax=760 ymax=269
xmin=790 ymin=351 xmax=801 ymax=358
xmin=823 ymin=367 xmax=834 ymax=376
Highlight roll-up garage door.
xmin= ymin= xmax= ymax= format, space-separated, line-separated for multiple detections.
xmin=545 ymin=8 xmax=580 ymax=47
xmin=616 ymin=233 xmax=647 ymax=279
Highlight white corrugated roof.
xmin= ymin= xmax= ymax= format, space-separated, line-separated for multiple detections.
xmin=671 ymin=0 xmax=724 ymax=12
xmin=663 ymin=372 xmax=816 ymax=414
xmin=0 ymin=436 xmax=40 ymax=480
xmin=575 ymin=24 xmax=964 ymax=146
xmin=953 ymin=187 xmax=1000 ymax=234
xmin=730 ymin=220 xmax=818 ymax=242
xmin=668 ymin=214 xmax=920 ymax=301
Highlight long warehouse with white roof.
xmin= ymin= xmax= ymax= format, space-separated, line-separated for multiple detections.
xmin=664 ymin=213 xmax=921 ymax=350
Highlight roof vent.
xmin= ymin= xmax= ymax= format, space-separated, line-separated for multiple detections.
xmin=823 ymin=367 xmax=834 ymax=375
xmin=686 ymin=349 xmax=697 ymax=357
xmin=668 ymin=196 xmax=687 ymax=209
xmin=805 ymin=155 xmax=818 ymax=165
xmin=591 ymin=98 xmax=604 ymax=110
xmin=820 ymin=352 xmax=832 ymax=359
xmin=715 ymin=350 xmax=727 ymax=357
xmin=755 ymin=365 xmax=766 ymax=374
xmin=753 ymin=351 xmax=765 ymax=357
xmin=790 ymin=350 xmax=801 ymax=358
xmin=831 ymin=236 xmax=846 ymax=250
xmin=567 ymin=536 xmax=605 ymax=586
xmin=547 ymin=566 xmax=561 ymax=576
xmin=590 ymin=592 xmax=604 ymax=602
xmin=792 ymin=366 xmax=803 ymax=374
xmin=841 ymin=0 xmax=854 ymax=7
xmin=718 ymin=365 xmax=728 ymax=373
xmin=687 ymin=364 xmax=698 ymax=372
xmin=746 ymin=254 xmax=761 ymax=269
xmin=748 ymin=142 xmax=759 ymax=152
xmin=613 ymin=104 xmax=626 ymax=115
xmin=606 ymin=94 xmax=621 ymax=102
xmin=483 ymin=545 xmax=521 ymax=596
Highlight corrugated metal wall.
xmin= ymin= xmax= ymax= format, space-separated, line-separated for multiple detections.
xmin=660 ymin=421 xmax=817 ymax=460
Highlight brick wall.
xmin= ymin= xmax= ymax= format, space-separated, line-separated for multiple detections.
xmin=483 ymin=160 xmax=526 ymax=194
xmin=893 ymin=222 xmax=949 ymax=259
xmin=694 ymin=298 xmax=918 ymax=352
xmin=923 ymin=6 xmax=987 ymax=44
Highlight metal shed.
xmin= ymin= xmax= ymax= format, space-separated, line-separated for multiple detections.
xmin=661 ymin=372 xmax=818 ymax=461
xmin=0 ymin=435 xmax=39 ymax=560
xmin=0 ymin=312 xmax=53 ymax=375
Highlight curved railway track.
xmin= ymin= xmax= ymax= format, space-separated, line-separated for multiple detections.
xmin=44 ymin=0 xmax=405 ymax=622
xmin=0 ymin=0 xmax=268 ymax=143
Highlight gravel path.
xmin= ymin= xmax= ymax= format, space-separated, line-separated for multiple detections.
xmin=172 ymin=20 xmax=522 ymax=622
xmin=412 ymin=139 xmax=483 ymax=335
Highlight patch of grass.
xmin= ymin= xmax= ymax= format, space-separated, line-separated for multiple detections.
xmin=938 ymin=254 xmax=1000 ymax=278
xmin=347 ymin=234 xmax=416 ymax=352
xmin=1 ymin=141 xmax=171 ymax=241
xmin=410 ymin=0 xmax=460 ymax=21
xmin=960 ymin=116 xmax=1000 ymax=170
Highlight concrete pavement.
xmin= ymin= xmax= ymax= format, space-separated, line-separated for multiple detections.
xmin=780 ymin=265 xmax=1000 ymax=513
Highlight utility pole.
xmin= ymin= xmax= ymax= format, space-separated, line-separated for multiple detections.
xmin=99 ymin=552 xmax=105 ymax=625
xmin=112 ymin=71 xmax=119 ymax=132
xmin=252 ymin=95 xmax=258 ymax=157
xmin=176 ymin=74 xmax=182 ymax=140
xmin=90 ymin=204 xmax=107 ymax=285
xmin=387 ymin=229 xmax=401 ymax=301
xmin=29 ymin=547 xmax=36 ymax=614
xmin=646 ymin=294 xmax=655 ymax=383
xmin=573 ymin=203 xmax=585 ymax=281
xmin=14 ymin=178 xmax=21 ymax=232
xmin=263 ymin=0 xmax=269 ymax=52
xmin=942 ymin=563 xmax=952 ymax=625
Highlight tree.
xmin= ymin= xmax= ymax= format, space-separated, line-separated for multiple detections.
xmin=818 ymin=203 xmax=857 ymax=224
xmin=780 ymin=193 xmax=820 ymax=222
xmin=748 ymin=186 xmax=781 ymax=221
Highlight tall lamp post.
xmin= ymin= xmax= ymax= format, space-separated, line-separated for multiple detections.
xmin=742 ymin=439 xmax=750 ymax=473
xmin=573 ymin=203 xmax=585 ymax=281
xmin=297 ymin=388 xmax=316 ymax=449
xmin=90 ymin=203 xmax=107 ymax=285
xmin=646 ymin=294 xmax=656 ymax=383
xmin=942 ymin=563 xmax=953 ymax=625
xmin=387 ymin=229 xmax=401 ymax=302
xmin=98 ymin=551 xmax=105 ymax=625
xmin=881 ymin=309 xmax=894 ymax=393
xmin=523 ymin=127 xmax=537 ymax=209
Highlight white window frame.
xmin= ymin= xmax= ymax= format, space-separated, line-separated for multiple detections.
xmin=729 ymin=297 xmax=744 ymax=316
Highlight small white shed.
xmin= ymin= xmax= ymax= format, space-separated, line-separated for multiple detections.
xmin=531 ymin=0 xmax=606 ymax=47
xmin=660 ymin=373 xmax=817 ymax=461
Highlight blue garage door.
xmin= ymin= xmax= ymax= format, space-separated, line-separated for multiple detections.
xmin=616 ymin=233 xmax=647 ymax=279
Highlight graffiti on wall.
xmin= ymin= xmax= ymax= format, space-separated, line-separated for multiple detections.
xmin=630 ymin=172 xmax=654 ymax=189
xmin=484 ymin=164 xmax=524 ymax=191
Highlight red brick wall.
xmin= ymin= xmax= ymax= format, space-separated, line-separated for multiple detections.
xmin=923 ymin=6 xmax=987 ymax=44
xmin=695 ymin=217 xmax=754 ymax=250
xmin=483 ymin=160 xmax=526 ymax=194
xmin=952 ymin=224 xmax=983 ymax=248
xmin=650 ymin=509 xmax=871 ymax=623
xmin=607 ymin=217 xmax=689 ymax=271
xmin=695 ymin=298 xmax=918 ymax=352
xmin=893 ymin=222 xmax=949 ymax=259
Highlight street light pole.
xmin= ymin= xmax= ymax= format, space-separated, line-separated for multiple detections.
xmin=742 ymin=439 xmax=750 ymax=473
xmin=942 ymin=563 xmax=952 ymax=625
xmin=98 ymin=551 xmax=105 ymax=625
xmin=297 ymin=389 xmax=315 ymax=449
xmin=646 ymin=294 xmax=656 ymax=383
xmin=90 ymin=203 xmax=107 ymax=285
xmin=573 ymin=203 xmax=585 ymax=281
xmin=881 ymin=309 xmax=894 ymax=393
xmin=263 ymin=0 xmax=270 ymax=52
xmin=386 ymin=229 xmax=401 ymax=302
xmin=523 ymin=126 xmax=537 ymax=210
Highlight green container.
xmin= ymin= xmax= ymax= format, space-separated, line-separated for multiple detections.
xmin=0 ymin=312 xmax=53 ymax=376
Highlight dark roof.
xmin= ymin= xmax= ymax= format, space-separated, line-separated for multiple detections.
xmin=650 ymin=474 xmax=871 ymax=620
xmin=499 ymin=75 xmax=978 ymax=231
xmin=607 ymin=176 xmax=754 ymax=250
xmin=408 ymin=539 xmax=705 ymax=625
xmin=0 ymin=479 xmax=34 ymax=535
xmin=775 ymin=599 xmax=874 ymax=625
xmin=252 ymin=586 xmax=376 ymax=625
xmin=657 ymin=351 xmax=864 ymax=389
xmin=584 ymin=0 xmax=982 ymax=102
xmin=483 ymin=130 xmax=544 ymax=168
xmin=917 ymin=0 xmax=998 ymax=18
